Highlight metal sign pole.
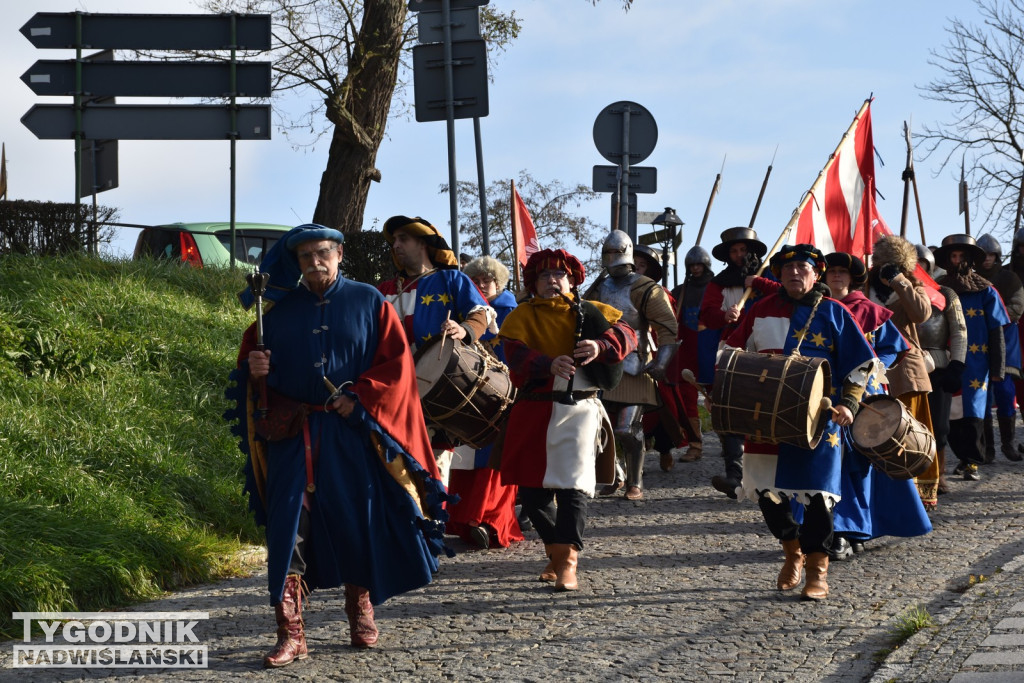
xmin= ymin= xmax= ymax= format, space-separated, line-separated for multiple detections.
xmin=475 ymin=117 xmax=488 ymax=256
xmin=619 ymin=105 xmax=631 ymax=241
xmin=229 ymin=13 xmax=238 ymax=268
xmin=442 ymin=0 xmax=460 ymax=258
xmin=74 ymin=12 xmax=83 ymax=244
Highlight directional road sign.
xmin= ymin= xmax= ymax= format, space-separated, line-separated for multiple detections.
xmin=21 ymin=60 xmax=272 ymax=98
xmin=417 ymin=7 xmax=480 ymax=43
xmin=592 ymin=165 xmax=657 ymax=194
xmin=413 ymin=39 xmax=488 ymax=122
xmin=80 ymin=139 xmax=118 ymax=195
xmin=409 ymin=0 xmax=488 ymax=11
xmin=20 ymin=13 xmax=271 ymax=51
xmin=21 ymin=104 xmax=272 ymax=141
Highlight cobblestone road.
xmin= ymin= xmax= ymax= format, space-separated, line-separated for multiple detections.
xmin=2 ymin=431 xmax=1023 ymax=682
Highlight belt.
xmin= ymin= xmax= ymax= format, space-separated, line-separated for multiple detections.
xmin=520 ymin=390 xmax=599 ymax=402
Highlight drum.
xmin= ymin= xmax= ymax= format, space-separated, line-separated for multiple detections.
xmin=711 ymin=348 xmax=832 ymax=449
xmin=850 ymin=394 xmax=936 ymax=480
xmin=414 ymin=337 xmax=517 ymax=449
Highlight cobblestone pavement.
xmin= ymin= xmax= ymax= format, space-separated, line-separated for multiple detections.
xmin=2 ymin=432 xmax=1023 ymax=682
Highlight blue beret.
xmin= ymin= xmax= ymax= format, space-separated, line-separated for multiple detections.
xmin=285 ymin=223 xmax=345 ymax=251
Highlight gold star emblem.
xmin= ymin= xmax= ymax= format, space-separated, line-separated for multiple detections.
xmin=810 ymin=332 xmax=827 ymax=347
xmin=970 ymin=378 xmax=982 ymax=390
xmin=870 ymin=376 xmax=882 ymax=391
xmin=866 ymin=331 xmax=875 ymax=344
xmin=437 ymin=293 xmax=452 ymax=305
xmin=969 ymin=343 xmax=980 ymax=354
xmin=827 ymin=431 xmax=840 ymax=447
xmin=982 ymin=344 xmax=988 ymax=353
xmin=792 ymin=329 xmax=807 ymax=342
xmin=965 ymin=307 xmax=979 ymax=318
xmin=420 ymin=294 xmax=435 ymax=305
xmin=421 ymin=332 xmax=434 ymax=342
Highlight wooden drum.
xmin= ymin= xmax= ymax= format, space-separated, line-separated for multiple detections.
xmin=850 ymin=394 xmax=936 ymax=480
xmin=711 ymin=348 xmax=832 ymax=450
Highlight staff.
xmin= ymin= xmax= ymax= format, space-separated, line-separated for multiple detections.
xmin=246 ymin=269 xmax=271 ymax=420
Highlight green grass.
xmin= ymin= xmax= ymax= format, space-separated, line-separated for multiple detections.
xmin=0 ymin=254 xmax=262 ymax=639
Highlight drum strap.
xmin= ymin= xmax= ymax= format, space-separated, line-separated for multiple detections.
xmin=520 ymin=390 xmax=600 ymax=402
xmin=790 ymin=295 xmax=825 ymax=357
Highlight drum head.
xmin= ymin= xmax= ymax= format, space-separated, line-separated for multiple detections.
xmin=851 ymin=396 xmax=904 ymax=449
xmin=413 ymin=337 xmax=456 ymax=399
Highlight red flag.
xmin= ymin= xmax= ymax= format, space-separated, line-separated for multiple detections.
xmin=793 ymin=100 xmax=944 ymax=308
xmin=510 ymin=180 xmax=539 ymax=271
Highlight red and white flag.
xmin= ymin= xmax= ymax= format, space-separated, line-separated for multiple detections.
xmin=510 ymin=179 xmax=539 ymax=274
xmin=792 ymin=100 xmax=943 ymax=306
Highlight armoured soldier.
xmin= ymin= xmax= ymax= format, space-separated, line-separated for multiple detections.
xmin=590 ymin=230 xmax=679 ymax=500
xmin=974 ymin=234 xmax=1024 ymax=462
xmin=700 ymin=227 xmax=768 ymax=499
xmin=915 ymin=244 xmax=969 ymax=494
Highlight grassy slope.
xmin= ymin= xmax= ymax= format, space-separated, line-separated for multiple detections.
xmin=0 ymin=255 xmax=262 ymax=639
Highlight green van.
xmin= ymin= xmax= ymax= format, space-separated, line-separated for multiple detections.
xmin=132 ymin=222 xmax=292 ymax=268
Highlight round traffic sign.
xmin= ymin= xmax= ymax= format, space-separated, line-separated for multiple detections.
xmin=593 ymin=101 xmax=658 ymax=164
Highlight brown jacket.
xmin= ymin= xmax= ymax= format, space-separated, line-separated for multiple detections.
xmin=873 ymin=274 xmax=933 ymax=397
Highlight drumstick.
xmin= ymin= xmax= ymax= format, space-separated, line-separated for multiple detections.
xmin=857 ymin=400 xmax=888 ymax=419
xmin=438 ymin=311 xmax=451 ymax=360
xmin=680 ymin=369 xmax=711 ymax=400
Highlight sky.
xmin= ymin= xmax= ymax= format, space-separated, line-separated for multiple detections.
xmin=0 ymin=0 xmax=999 ymax=287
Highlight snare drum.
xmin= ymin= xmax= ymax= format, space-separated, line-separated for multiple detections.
xmin=414 ymin=337 xmax=517 ymax=449
xmin=711 ymin=348 xmax=832 ymax=449
xmin=850 ymin=394 xmax=936 ymax=480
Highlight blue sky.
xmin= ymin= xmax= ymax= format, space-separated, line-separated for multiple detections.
xmin=0 ymin=0 xmax=995 ymax=282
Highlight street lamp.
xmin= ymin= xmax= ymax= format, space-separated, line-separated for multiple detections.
xmin=651 ymin=207 xmax=683 ymax=289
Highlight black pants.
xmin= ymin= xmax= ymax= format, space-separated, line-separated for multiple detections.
xmin=287 ymin=507 xmax=311 ymax=576
xmin=758 ymin=493 xmax=833 ymax=555
xmin=927 ymin=371 xmax=953 ymax=451
xmin=720 ymin=433 xmax=744 ymax=481
xmin=948 ymin=417 xmax=984 ymax=465
xmin=519 ymin=486 xmax=588 ymax=550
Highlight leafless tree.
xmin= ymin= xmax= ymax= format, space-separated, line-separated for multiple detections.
xmin=918 ymin=0 xmax=1024 ymax=236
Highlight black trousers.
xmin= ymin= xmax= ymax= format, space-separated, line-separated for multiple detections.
xmin=948 ymin=417 xmax=984 ymax=465
xmin=758 ymin=493 xmax=833 ymax=555
xmin=287 ymin=507 xmax=311 ymax=576
xmin=519 ymin=486 xmax=588 ymax=550
xmin=927 ymin=371 xmax=953 ymax=451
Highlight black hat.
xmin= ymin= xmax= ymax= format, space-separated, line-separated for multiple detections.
xmin=711 ymin=227 xmax=767 ymax=263
xmin=633 ymin=244 xmax=664 ymax=283
xmin=933 ymin=234 xmax=985 ymax=271
xmin=770 ymin=244 xmax=827 ymax=279
xmin=824 ymin=252 xmax=867 ymax=287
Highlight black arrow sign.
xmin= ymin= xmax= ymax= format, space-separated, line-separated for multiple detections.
xmin=21 ymin=104 xmax=272 ymax=141
xmin=21 ymin=60 xmax=273 ymax=98
xmin=20 ymin=13 xmax=271 ymax=51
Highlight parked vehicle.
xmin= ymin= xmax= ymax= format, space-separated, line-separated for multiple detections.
xmin=133 ymin=222 xmax=291 ymax=268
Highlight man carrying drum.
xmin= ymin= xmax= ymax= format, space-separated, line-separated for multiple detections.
xmin=377 ymin=215 xmax=496 ymax=486
xmin=719 ymin=244 xmax=876 ymax=601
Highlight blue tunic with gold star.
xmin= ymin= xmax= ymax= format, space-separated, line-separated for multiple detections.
xmin=378 ymin=269 xmax=492 ymax=353
xmin=957 ymin=286 xmax=1010 ymax=418
xmin=723 ymin=292 xmax=877 ymax=506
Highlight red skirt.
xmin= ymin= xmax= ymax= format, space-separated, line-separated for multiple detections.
xmin=445 ymin=468 xmax=524 ymax=548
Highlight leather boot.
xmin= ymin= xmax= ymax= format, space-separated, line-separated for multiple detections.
xmin=550 ymin=543 xmax=579 ymax=591
xmin=344 ymin=584 xmax=378 ymax=648
xmin=936 ymin=448 xmax=949 ymax=495
xmin=777 ymin=538 xmax=804 ymax=591
xmin=679 ymin=418 xmax=704 ymax=462
xmin=983 ymin=412 xmax=996 ymax=463
xmin=263 ymin=574 xmax=308 ymax=668
xmin=998 ymin=416 xmax=1023 ymax=461
xmin=801 ymin=552 xmax=830 ymax=600
xmin=539 ymin=544 xmax=557 ymax=582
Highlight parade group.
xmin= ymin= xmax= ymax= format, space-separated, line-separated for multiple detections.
xmin=225 ymin=215 xmax=1024 ymax=668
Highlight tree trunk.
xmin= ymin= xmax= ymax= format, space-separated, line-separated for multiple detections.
xmin=312 ymin=0 xmax=406 ymax=232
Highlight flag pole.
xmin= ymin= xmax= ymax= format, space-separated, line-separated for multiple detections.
xmin=735 ymin=97 xmax=873 ymax=309
xmin=695 ymin=155 xmax=725 ymax=247
xmin=510 ymin=179 xmax=521 ymax=292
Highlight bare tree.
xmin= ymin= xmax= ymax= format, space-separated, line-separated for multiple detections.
xmin=445 ymin=171 xmax=606 ymax=274
xmin=919 ymin=0 xmax=1024 ymax=235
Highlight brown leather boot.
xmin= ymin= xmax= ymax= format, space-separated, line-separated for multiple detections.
xmin=679 ymin=417 xmax=704 ymax=462
xmin=344 ymin=584 xmax=378 ymax=648
xmin=936 ymin=448 xmax=949 ymax=495
xmin=550 ymin=543 xmax=579 ymax=591
xmin=777 ymin=538 xmax=805 ymax=591
xmin=659 ymin=451 xmax=675 ymax=471
xmin=263 ymin=574 xmax=308 ymax=668
xmin=801 ymin=552 xmax=830 ymax=600
xmin=539 ymin=544 xmax=557 ymax=582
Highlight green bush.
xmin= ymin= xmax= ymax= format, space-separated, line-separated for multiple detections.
xmin=0 ymin=254 xmax=261 ymax=639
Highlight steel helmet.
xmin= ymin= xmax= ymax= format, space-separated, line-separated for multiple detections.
xmin=684 ymin=246 xmax=712 ymax=268
xmin=601 ymin=229 xmax=634 ymax=270
xmin=976 ymin=233 xmax=1002 ymax=259
xmin=914 ymin=244 xmax=935 ymax=275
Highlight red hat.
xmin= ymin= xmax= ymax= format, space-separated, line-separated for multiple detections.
xmin=523 ymin=249 xmax=585 ymax=293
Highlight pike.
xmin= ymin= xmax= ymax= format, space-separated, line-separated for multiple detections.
xmin=899 ymin=120 xmax=926 ymax=243
xmin=748 ymin=145 xmax=777 ymax=230
xmin=959 ymin=156 xmax=971 ymax=236
xmin=1016 ymin=148 xmax=1024 ymax=233
xmin=246 ymin=268 xmax=271 ymax=420
xmin=694 ymin=155 xmax=725 ymax=247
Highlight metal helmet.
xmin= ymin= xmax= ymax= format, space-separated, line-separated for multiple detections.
xmin=915 ymin=244 xmax=935 ymax=275
xmin=601 ymin=229 xmax=634 ymax=270
xmin=976 ymin=233 xmax=1002 ymax=259
xmin=633 ymin=244 xmax=664 ymax=283
xmin=684 ymin=246 xmax=712 ymax=268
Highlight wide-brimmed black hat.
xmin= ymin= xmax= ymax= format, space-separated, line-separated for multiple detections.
xmin=633 ymin=244 xmax=664 ymax=283
xmin=711 ymin=227 xmax=767 ymax=263
xmin=825 ymin=252 xmax=867 ymax=287
xmin=933 ymin=234 xmax=986 ymax=271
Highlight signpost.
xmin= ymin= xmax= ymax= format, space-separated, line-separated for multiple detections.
xmin=19 ymin=11 xmax=272 ymax=261
xmin=592 ymin=101 xmax=658 ymax=241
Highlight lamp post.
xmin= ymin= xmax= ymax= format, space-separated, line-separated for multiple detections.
xmin=651 ymin=207 xmax=683 ymax=289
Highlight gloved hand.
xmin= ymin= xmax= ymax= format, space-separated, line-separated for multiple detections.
xmin=879 ymin=263 xmax=901 ymax=283
xmin=942 ymin=360 xmax=965 ymax=393
xmin=643 ymin=343 xmax=679 ymax=383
